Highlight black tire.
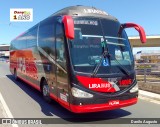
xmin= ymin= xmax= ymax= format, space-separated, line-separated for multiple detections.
xmin=14 ymin=69 xmax=18 ymax=81
xmin=42 ymin=79 xmax=51 ymax=103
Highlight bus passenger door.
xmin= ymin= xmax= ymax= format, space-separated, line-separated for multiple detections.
xmin=55 ymin=22 xmax=69 ymax=107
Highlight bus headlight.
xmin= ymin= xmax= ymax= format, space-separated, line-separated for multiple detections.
xmin=71 ymin=87 xmax=93 ymax=98
xmin=130 ymin=83 xmax=139 ymax=93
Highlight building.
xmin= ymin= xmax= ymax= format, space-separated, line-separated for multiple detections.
xmin=140 ymin=52 xmax=160 ymax=63
xmin=0 ymin=44 xmax=10 ymax=57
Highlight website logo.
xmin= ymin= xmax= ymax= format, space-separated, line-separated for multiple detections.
xmin=10 ymin=8 xmax=33 ymax=22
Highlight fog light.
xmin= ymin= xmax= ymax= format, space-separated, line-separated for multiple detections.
xmin=130 ymin=83 xmax=139 ymax=93
xmin=71 ymin=87 xmax=93 ymax=98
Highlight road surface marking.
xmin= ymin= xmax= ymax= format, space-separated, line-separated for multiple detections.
xmin=0 ymin=76 xmax=7 ymax=78
xmin=0 ymin=92 xmax=18 ymax=127
xmin=139 ymin=96 xmax=160 ymax=105
xmin=139 ymin=90 xmax=160 ymax=104
xmin=139 ymin=90 xmax=160 ymax=99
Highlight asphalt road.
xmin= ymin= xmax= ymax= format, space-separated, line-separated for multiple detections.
xmin=0 ymin=62 xmax=159 ymax=127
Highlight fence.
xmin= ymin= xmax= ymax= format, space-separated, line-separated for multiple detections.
xmin=135 ymin=63 xmax=160 ymax=83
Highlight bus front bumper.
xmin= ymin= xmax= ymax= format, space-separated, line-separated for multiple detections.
xmin=70 ymin=97 xmax=137 ymax=113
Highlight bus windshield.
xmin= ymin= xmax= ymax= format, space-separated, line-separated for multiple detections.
xmin=69 ymin=17 xmax=134 ymax=75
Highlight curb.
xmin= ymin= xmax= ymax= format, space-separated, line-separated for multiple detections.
xmin=139 ymin=90 xmax=160 ymax=102
xmin=0 ymin=93 xmax=13 ymax=127
xmin=138 ymin=82 xmax=160 ymax=94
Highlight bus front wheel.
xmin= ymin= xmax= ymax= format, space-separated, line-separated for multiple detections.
xmin=42 ymin=80 xmax=51 ymax=103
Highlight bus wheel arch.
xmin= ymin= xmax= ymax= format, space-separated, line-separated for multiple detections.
xmin=40 ymin=77 xmax=45 ymax=92
xmin=40 ymin=77 xmax=51 ymax=103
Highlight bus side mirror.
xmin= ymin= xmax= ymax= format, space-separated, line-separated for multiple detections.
xmin=119 ymin=23 xmax=146 ymax=43
xmin=62 ymin=15 xmax=74 ymax=40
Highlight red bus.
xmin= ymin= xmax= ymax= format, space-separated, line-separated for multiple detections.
xmin=10 ymin=5 xmax=146 ymax=113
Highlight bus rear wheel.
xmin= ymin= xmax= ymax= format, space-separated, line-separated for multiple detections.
xmin=14 ymin=69 xmax=18 ymax=81
xmin=42 ymin=80 xmax=51 ymax=103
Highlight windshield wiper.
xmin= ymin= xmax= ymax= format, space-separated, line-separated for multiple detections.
xmin=91 ymin=40 xmax=130 ymax=77
xmin=91 ymin=50 xmax=109 ymax=77
xmin=91 ymin=18 xmax=110 ymax=77
xmin=109 ymin=54 xmax=130 ymax=76
xmin=91 ymin=52 xmax=130 ymax=77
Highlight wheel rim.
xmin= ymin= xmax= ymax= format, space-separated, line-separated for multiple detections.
xmin=14 ymin=70 xmax=17 ymax=79
xmin=43 ymin=85 xmax=49 ymax=96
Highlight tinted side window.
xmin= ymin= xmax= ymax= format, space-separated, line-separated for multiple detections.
xmin=56 ymin=23 xmax=66 ymax=69
xmin=38 ymin=18 xmax=56 ymax=59
xmin=18 ymin=34 xmax=27 ymax=49
xmin=10 ymin=41 xmax=14 ymax=50
xmin=27 ymin=26 xmax=38 ymax=48
xmin=13 ymin=40 xmax=18 ymax=50
xmin=14 ymin=35 xmax=26 ymax=50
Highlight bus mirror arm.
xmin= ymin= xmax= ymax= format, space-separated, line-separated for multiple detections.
xmin=118 ymin=23 xmax=146 ymax=43
xmin=62 ymin=15 xmax=75 ymax=40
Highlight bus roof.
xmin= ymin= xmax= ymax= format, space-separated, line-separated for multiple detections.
xmin=52 ymin=5 xmax=118 ymax=21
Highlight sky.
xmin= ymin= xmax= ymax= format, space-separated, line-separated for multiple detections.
xmin=0 ymin=0 xmax=160 ymax=45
